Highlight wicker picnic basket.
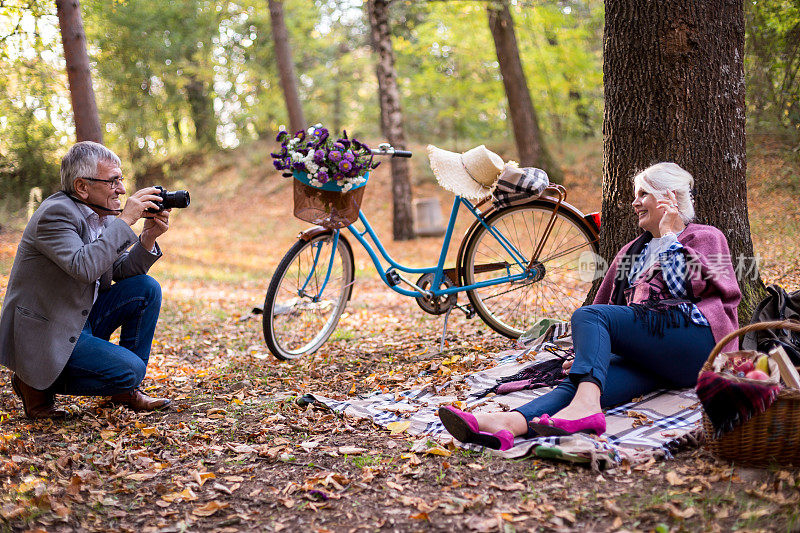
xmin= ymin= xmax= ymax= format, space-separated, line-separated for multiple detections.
xmin=292 ymin=171 xmax=368 ymax=229
xmin=700 ymin=319 xmax=800 ymax=467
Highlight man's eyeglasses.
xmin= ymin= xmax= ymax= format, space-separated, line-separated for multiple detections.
xmin=80 ymin=177 xmax=125 ymax=189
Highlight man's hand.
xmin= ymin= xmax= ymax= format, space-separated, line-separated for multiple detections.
xmin=118 ymin=187 xmax=162 ymax=226
xmin=140 ymin=209 xmax=170 ymax=251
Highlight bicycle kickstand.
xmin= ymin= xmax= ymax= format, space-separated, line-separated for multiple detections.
xmin=438 ymin=306 xmax=454 ymax=354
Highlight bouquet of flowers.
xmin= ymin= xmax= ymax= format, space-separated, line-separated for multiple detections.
xmin=271 ymin=124 xmax=380 ymax=192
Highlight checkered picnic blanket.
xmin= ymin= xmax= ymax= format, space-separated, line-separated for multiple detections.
xmin=309 ymin=326 xmax=704 ymax=470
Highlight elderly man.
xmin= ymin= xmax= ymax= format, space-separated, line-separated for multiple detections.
xmin=0 ymin=141 xmax=172 ymax=418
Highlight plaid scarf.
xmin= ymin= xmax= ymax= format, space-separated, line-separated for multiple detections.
xmin=696 ymin=370 xmax=781 ymax=439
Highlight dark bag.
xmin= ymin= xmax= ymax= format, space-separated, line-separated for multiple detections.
xmin=742 ymin=284 xmax=800 ymax=364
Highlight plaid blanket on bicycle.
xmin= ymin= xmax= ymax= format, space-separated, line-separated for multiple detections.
xmin=308 ymin=324 xmax=704 ymax=470
xmin=492 ymin=166 xmax=549 ymax=208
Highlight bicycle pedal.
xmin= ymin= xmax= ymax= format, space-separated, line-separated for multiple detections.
xmin=386 ymin=270 xmax=401 ymax=287
xmin=458 ymin=304 xmax=476 ymax=319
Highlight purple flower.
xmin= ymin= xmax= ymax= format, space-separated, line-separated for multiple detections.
xmin=329 ymin=150 xmax=342 ymax=163
xmin=276 ymin=131 xmax=289 ymax=142
xmin=332 ymin=142 xmax=345 ymax=151
xmin=292 ymin=161 xmax=307 ymax=172
xmin=313 ymin=149 xmax=326 ymax=164
xmin=336 ymin=138 xmax=351 ymax=149
xmin=338 ymin=160 xmax=353 ymax=173
xmin=343 ymin=151 xmax=355 ymax=162
xmin=273 ymin=159 xmax=285 ymax=170
xmin=317 ymin=170 xmax=329 ymax=183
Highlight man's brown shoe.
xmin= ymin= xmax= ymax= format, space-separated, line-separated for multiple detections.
xmin=11 ymin=374 xmax=67 ymax=419
xmin=109 ymin=389 xmax=171 ymax=412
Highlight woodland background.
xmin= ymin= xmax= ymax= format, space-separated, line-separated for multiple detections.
xmin=0 ymin=0 xmax=796 ymax=217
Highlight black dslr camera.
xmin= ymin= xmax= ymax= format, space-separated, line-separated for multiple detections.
xmin=147 ymin=186 xmax=190 ymax=213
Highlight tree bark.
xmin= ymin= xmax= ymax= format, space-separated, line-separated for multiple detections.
xmin=596 ymin=0 xmax=763 ymax=321
xmin=487 ymin=0 xmax=560 ymax=180
xmin=56 ymin=0 xmax=102 ymax=143
xmin=268 ymin=0 xmax=306 ymax=133
xmin=366 ymin=0 xmax=415 ymax=241
xmin=185 ymin=74 xmax=217 ymax=147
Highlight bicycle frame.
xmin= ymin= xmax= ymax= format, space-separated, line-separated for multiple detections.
xmin=302 ymin=195 xmax=554 ymax=302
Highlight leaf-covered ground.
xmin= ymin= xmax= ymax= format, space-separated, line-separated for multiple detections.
xmin=1 ymin=139 xmax=799 ymax=532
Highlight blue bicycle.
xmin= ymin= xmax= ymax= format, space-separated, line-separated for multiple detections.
xmin=263 ymin=145 xmax=600 ymax=360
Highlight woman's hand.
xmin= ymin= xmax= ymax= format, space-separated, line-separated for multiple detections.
xmin=657 ymin=191 xmax=685 ymax=236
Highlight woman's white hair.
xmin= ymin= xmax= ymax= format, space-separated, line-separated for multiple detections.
xmin=633 ymin=162 xmax=695 ymax=224
xmin=60 ymin=141 xmax=121 ymax=194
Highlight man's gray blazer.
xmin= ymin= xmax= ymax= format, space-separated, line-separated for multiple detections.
xmin=0 ymin=191 xmax=161 ymax=389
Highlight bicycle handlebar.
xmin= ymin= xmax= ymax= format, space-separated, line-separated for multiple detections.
xmin=371 ymin=143 xmax=412 ymax=158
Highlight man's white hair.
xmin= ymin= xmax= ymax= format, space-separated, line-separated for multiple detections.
xmin=633 ymin=162 xmax=695 ymax=224
xmin=60 ymin=141 xmax=120 ymax=194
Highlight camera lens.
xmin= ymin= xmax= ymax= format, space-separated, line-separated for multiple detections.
xmin=162 ymin=190 xmax=190 ymax=209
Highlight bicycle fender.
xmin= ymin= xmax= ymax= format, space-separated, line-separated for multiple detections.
xmin=298 ymin=226 xmax=335 ymax=241
xmin=297 ymin=226 xmax=355 ymax=260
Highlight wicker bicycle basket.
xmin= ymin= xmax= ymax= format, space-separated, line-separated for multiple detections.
xmin=700 ymin=319 xmax=800 ymax=467
xmin=292 ymin=172 xmax=367 ymax=229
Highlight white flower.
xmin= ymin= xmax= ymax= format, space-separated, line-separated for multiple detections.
xmin=291 ymin=152 xmax=303 ymax=162
xmin=306 ymin=162 xmax=319 ymax=173
xmin=342 ymin=183 xmax=352 ymax=192
xmin=307 ymin=127 xmax=315 ymax=134
xmin=278 ymin=124 xmax=286 ymax=131
xmin=310 ymin=178 xmax=322 ymax=187
xmin=288 ymin=138 xmax=299 ymax=147
xmin=314 ymin=122 xmax=322 ymax=128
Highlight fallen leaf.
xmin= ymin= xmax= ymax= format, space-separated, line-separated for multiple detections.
xmin=141 ymin=427 xmax=159 ymax=437
xmin=193 ymin=471 xmax=216 ymax=487
xmin=192 ymin=500 xmax=229 ymax=517
xmin=338 ymin=446 xmax=367 ymax=455
xmin=424 ymin=446 xmax=451 ymax=457
xmin=666 ymin=471 xmax=685 ymax=486
xmin=386 ymin=421 xmax=411 ymax=435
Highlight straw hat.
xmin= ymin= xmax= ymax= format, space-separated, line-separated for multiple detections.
xmin=427 ymin=144 xmax=505 ymax=199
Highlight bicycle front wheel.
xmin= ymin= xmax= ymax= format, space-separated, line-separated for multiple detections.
xmin=263 ymin=233 xmax=354 ymax=360
xmin=461 ymin=203 xmax=599 ymax=338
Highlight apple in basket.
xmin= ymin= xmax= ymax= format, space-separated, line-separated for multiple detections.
xmin=732 ymin=358 xmax=755 ymax=374
xmin=745 ymin=370 xmax=770 ymax=381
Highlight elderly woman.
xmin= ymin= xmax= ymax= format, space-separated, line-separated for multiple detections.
xmin=439 ymin=162 xmax=742 ymax=449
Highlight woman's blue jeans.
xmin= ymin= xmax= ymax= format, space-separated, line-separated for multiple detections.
xmin=514 ymin=304 xmax=715 ymax=425
xmin=50 ymin=275 xmax=162 ymax=396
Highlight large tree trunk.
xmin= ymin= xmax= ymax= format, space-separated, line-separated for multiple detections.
xmin=597 ymin=0 xmax=763 ymax=321
xmin=366 ymin=0 xmax=414 ymax=241
xmin=56 ymin=0 xmax=102 ymax=143
xmin=185 ymin=74 xmax=217 ymax=147
xmin=268 ymin=0 xmax=306 ymax=133
xmin=487 ymin=0 xmax=560 ymax=181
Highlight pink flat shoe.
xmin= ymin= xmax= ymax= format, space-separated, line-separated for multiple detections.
xmin=438 ymin=406 xmax=515 ymax=451
xmin=528 ymin=412 xmax=606 ymax=437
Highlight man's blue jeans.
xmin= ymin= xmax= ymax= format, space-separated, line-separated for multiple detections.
xmin=50 ymin=275 xmax=161 ymax=396
xmin=515 ymin=304 xmax=715 ymax=424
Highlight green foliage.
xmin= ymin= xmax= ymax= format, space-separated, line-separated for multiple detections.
xmin=746 ymin=0 xmax=800 ymax=144
xmin=0 ymin=1 xmax=66 ymax=209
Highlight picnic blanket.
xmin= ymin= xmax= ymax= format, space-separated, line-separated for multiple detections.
xmin=309 ymin=324 xmax=704 ymax=470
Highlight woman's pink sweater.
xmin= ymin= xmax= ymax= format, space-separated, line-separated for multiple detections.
xmin=593 ymin=223 xmax=742 ymax=353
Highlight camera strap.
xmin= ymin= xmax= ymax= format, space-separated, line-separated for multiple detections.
xmin=67 ymin=195 xmax=123 ymax=214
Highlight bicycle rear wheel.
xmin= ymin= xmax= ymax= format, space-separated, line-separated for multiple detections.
xmin=460 ymin=202 xmax=599 ymax=338
xmin=263 ymin=233 xmax=354 ymax=360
